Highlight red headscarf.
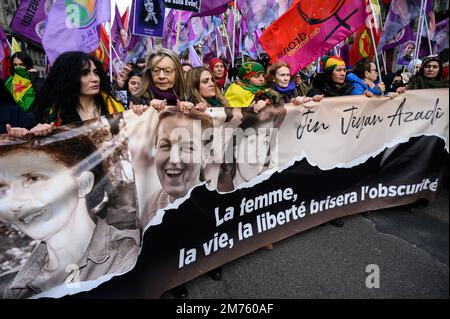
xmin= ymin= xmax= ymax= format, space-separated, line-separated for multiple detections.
xmin=209 ymin=58 xmax=228 ymax=89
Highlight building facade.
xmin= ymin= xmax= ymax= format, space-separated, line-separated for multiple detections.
xmin=0 ymin=0 xmax=46 ymax=78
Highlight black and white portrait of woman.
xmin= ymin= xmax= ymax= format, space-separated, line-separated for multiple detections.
xmin=0 ymin=115 xmax=140 ymax=299
xmin=138 ymin=107 xmax=214 ymax=228
xmin=218 ymin=106 xmax=287 ymax=192
xmin=144 ymin=0 xmax=158 ymax=24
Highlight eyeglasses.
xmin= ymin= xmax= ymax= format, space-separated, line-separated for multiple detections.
xmin=151 ymin=67 xmax=175 ymax=76
xmin=424 ymin=64 xmax=439 ymax=69
xmin=370 ymin=69 xmax=378 ymax=73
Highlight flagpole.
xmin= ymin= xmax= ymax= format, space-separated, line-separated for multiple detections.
xmin=413 ymin=0 xmax=426 ymax=73
xmin=421 ymin=7 xmax=433 ymax=55
xmin=145 ymin=36 xmax=152 ymax=66
xmin=333 ymin=46 xmax=339 ymax=56
xmin=221 ymin=18 xmax=234 ymax=66
xmin=367 ymin=14 xmax=382 ymax=80
xmin=238 ymin=12 xmax=243 ymax=63
xmin=381 ymin=53 xmax=387 ymax=76
xmin=108 ymin=22 xmax=113 ymax=84
xmin=215 ymin=32 xmax=220 ymax=58
xmin=175 ymin=10 xmax=182 ymax=54
xmin=416 ymin=0 xmax=427 ymax=64
xmin=251 ymin=33 xmax=261 ymax=59
xmin=372 ymin=0 xmax=388 ymax=75
xmin=232 ymin=2 xmax=237 ymax=68
xmin=368 ymin=0 xmax=382 ymax=76
xmin=111 ymin=44 xmax=125 ymax=69
xmin=4 ymin=37 xmax=12 ymax=51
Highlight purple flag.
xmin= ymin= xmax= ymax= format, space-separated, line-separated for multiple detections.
xmin=110 ymin=5 xmax=128 ymax=74
xmin=162 ymin=9 xmax=176 ymax=48
xmin=9 ymin=0 xmax=53 ymax=45
xmin=202 ymin=33 xmax=215 ymax=62
xmin=377 ymin=0 xmax=432 ymax=53
xmin=192 ymin=0 xmax=229 ymax=18
xmin=133 ymin=0 xmax=166 ymax=38
xmin=188 ymin=46 xmax=202 ymax=67
xmin=124 ymin=1 xmax=147 ymax=64
xmin=42 ymin=0 xmax=111 ymax=64
xmin=237 ymin=0 xmax=293 ymax=34
xmin=167 ymin=11 xmax=193 ymax=54
xmin=215 ymin=27 xmax=226 ymax=58
xmin=0 ymin=26 xmax=7 ymax=62
xmin=111 ymin=5 xmax=126 ymax=57
xmin=202 ymin=25 xmax=226 ymax=62
xmin=382 ymin=24 xmax=414 ymax=51
xmin=434 ymin=18 xmax=449 ymax=54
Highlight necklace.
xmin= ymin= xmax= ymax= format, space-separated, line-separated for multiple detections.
xmin=77 ymin=106 xmax=100 ymax=121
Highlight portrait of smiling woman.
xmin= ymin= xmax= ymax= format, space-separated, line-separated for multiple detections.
xmin=141 ymin=107 xmax=213 ymax=228
xmin=0 ymin=123 xmax=140 ymax=299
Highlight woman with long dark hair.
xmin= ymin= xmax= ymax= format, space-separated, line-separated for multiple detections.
xmin=42 ymin=51 xmax=124 ymax=125
xmin=8 ymin=51 xmax=125 ymax=137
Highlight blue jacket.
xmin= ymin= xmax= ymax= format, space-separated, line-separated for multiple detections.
xmin=346 ymin=73 xmax=383 ymax=96
xmin=0 ymin=103 xmax=37 ymax=134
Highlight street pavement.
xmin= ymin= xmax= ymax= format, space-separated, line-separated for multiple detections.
xmin=165 ymin=186 xmax=449 ymax=299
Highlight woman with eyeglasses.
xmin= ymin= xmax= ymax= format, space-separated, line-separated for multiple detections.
xmin=347 ymin=58 xmax=386 ymax=97
xmin=407 ymin=55 xmax=449 ymax=90
xmin=130 ymin=49 xmax=205 ymax=115
xmin=307 ymin=56 xmax=354 ymax=99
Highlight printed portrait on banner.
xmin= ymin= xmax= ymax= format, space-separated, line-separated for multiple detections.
xmin=0 ymin=114 xmax=140 ymax=299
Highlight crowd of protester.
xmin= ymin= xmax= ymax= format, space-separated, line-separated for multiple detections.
xmin=1 ymin=46 xmax=449 ymax=298
xmin=3 ymin=48 xmax=448 ymax=134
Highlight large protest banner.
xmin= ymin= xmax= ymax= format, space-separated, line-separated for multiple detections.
xmin=0 ymin=89 xmax=448 ymax=298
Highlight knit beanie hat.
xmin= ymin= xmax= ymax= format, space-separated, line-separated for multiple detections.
xmin=322 ymin=56 xmax=346 ymax=72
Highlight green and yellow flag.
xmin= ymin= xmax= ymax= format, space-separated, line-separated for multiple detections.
xmin=11 ymin=36 xmax=21 ymax=54
xmin=5 ymin=67 xmax=36 ymax=111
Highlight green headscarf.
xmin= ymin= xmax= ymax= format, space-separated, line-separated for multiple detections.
xmin=237 ymin=62 xmax=266 ymax=94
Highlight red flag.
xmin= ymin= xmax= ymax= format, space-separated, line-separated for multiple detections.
xmin=259 ymin=0 xmax=367 ymax=75
xmin=121 ymin=7 xmax=130 ymax=33
xmin=349 ymin=25 xmax=380 ymax=66
xmin=1 ymin=46 xmax=11 ymax=80
xmin=93 ymin=25 xmax=110 ymax=72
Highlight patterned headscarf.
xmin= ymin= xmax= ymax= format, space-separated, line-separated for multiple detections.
xmin=322 ymin=56 xmax=346 ymax=72
xmin=238 ymin=62 xmax=266 ymax=82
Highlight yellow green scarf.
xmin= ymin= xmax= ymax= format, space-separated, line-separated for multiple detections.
xmin=5 ymin=67 xmax=36 ymax=111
